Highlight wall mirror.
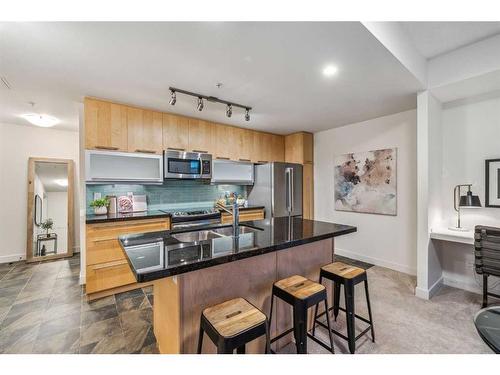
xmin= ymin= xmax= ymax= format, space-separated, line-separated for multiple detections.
xmin=27 ymin=157 xmax=75 ymax=262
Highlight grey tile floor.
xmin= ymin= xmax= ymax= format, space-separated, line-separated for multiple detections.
xmin=0 ymin=256 xmax=157 ymax=354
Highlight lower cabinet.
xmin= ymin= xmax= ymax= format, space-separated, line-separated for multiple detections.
xmin=221 ymin=208 xmax=265 ymax=224
xmin=85 ymin=217 xmax=170 ymax=299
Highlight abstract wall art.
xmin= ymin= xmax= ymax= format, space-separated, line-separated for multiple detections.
xmin=334 ymin=148 xmax=397 ymax=215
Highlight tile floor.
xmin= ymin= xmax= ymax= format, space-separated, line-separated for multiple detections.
xmin=0 ymin=256 xmax=157 ymax=354
xmin=0 ymin=254 xmax=494 ymax=354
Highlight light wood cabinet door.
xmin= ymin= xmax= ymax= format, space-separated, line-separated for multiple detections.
xmin=127 ymin=108 xmax=163 ymax=154
xmin=221 ymin=209 xmax=265 ymax=224
xmin=252 ymin=131 xmax=272 ymax=163
xmin=85 ymin=98 xmax=128 ymax=151
xmin=271 ymin=134 xmax=285 ymax=162
xmin=302 ymin=163 xmax=314 ymax=220
xmin=213 ymin=123 xmax=234 ymax=160
xmin=188 ymin=119 xmax=215 ymax=154
xmin=285 ymin=132 xmax=313 ymax=164
xmin=236 ymin=128 xmax=254 ymax=162
xmin=163 ymin=113 xmax=189 ymax=151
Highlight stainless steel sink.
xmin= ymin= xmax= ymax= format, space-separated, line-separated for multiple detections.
xmin=171 ymin=225 xmax=261 ymax=244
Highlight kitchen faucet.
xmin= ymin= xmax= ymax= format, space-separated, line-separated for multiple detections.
xmin=217 ymin=201 xmax=239 ymax=238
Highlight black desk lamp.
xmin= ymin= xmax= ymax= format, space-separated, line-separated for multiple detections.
xmin=450 ymin=184 xmax=482 ymax=231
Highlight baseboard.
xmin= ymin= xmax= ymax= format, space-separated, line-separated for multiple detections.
xmin=415 ymin=276 xmax=443 ymax=299
xmin=334 ymin=247 xmax=417 ymax=276
xmin=443 ymin=275 xmax=500 ymax=296
xmin=0 ymin=253 xmax=25 ymax=264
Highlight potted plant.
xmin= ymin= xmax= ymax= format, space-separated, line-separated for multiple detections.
xmin=40 ymin=218 xmax=54 ymax=236
xmin=90 ymin=197 xmax=109 ymax=215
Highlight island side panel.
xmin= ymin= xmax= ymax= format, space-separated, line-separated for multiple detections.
xmin=179 ymin=252 xmax=277 ymax=354
xmin=154 ymin=276 xmax=182 ymax=354
xmin=274 ymin=238 xmax=333 ymax=351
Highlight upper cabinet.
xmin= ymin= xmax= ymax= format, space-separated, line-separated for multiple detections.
xmin=188 ymin=119 xmax=215 ymax=154
xmin=271 ymin=134 xmax=285 ymax=162
xmin=127 ymin=108 xmax=163 ymax=154
xmin=85 ymin=98 xmax=128 ymax=151
xmin=213 ymin=123 xmax=234 ymax=160
xmin=285 ymin=132 xmax=313 ymax=164
xmin=163 ymin=113 xmax=189 ymax=151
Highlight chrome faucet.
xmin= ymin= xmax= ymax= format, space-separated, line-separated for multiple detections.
xmin=217 ymin=201 xmax=239 ymax=238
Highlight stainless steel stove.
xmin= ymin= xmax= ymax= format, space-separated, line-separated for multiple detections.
xmin=162 ymin=208 xmax=221 ymax=229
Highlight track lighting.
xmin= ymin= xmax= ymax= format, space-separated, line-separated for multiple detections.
xmin=197 ymin=97 xmax=204 ymax=111
xmin=168 ymin=87 xmax=252 ymax=121
xmin=169 ymin=90 xmax=176 ymax=105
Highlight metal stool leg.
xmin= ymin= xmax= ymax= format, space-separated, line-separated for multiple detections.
xmin=364 ymin=279 xmax=375 ymax=342
xmin=483 ymin=274 xmax=488 ymax=308
xmin=333 ymin=282 xmax=341 ymax=321
xmin=293 ymin=304 xmax=308 ymax=354
xmin=312 ymin=302 xmax=319 ymax=336
xmin=197 ymin=318 xmax=204 ymax=354
xmin=324 ymin=298 xmax=335 ymax=354
xmin=344 ymin=281 xmax=356 ymax=354
xmin=236 ymin=345 xmax=246 ymax=354
xmin=265 ymin=320 xmax=271 ymax=354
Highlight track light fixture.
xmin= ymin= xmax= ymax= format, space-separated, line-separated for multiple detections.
xmin=168 ymin=86 xmax=252 ymax=121
xmin=197 ymin=97 xmax=204 ymax=111
xmin=169 ymin=90 xmax=176 ymax=105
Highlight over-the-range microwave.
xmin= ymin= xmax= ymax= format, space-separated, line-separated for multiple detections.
xmin=163 ymin=150 xmax=212 ymax=179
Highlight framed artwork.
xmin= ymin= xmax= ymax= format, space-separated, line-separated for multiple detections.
xmin=334 ymin=148 xmax=397 ymax=215
xmin=485 ymin=159 xmax=500 ymax=208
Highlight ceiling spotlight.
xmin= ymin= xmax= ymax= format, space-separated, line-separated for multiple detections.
xmin=245 ymin=108 xmax=250 ymax=121
xmin=322 ymin=64 xmax=338 ymax=77
xmin=197 ymin=97 xmax=204 ymax=111
xmin=226 ymin=104 xmax=232 ymax=118
xmin=169 ymin=90 xmax=176 ymax=105
xmin=21 ymin=113 xmax=59 ymax=127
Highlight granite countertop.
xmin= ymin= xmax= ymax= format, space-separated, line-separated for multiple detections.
xmin=118 ymin=217 xmax=357 ymax=282
xmin=85 ymin=206 xmax=266 ymax=224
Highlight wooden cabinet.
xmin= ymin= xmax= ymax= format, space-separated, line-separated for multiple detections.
xmin=252 ymin=132 xmax=271 ymax=163
xmin=221 ymin=208 xmax=265 ymax=224
xmin=84 ymin=98 xmax=128 ymax=151
xmin=237 ymin=128 xmax=254 ymax=162
xmin=271 ymin=134 xmax=285 ymax=162
xmin=302 ymin=163 xmax=314 ymax=220
xmin=213 ymin=123 xmax=235 ymax=160
xmin=163 ymin=113 xmax=189 ymax=151
xmin=285 ymin=132 xmax=313 ymax=164
xmin=188 ymin=119 xmax=215 ymax=154
xmin=85 ymin=217 xmax=170 ymax=298
xmin=127 ymin=108 xmax=163 ymax=154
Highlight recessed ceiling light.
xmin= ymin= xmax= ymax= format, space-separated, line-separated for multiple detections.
xmin=322 ymin=65 xmax=339 ymax=77
xmin=54 ymin=179 xmax=68 ymax=187
xmin=21 ymin=114 xmax=59 ymax=127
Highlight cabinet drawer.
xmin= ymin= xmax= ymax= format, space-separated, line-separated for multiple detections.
xmin=86 ymin=260 xmax=136 ymax=294
xmin=87 ymin=239 xmax=125 ymax=265
xmin=87 ymin=218 xmax=170 ymax=239
xmin=221 ymin=209 xmax=265 ymax=224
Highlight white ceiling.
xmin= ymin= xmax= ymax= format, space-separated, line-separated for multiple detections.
xmin=0 ymin=22 xmax=423 ymax=134
xmin=401 ymin=22 xmax=500 ymax=59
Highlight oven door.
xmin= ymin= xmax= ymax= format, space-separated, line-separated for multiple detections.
xmin=164 ymin=150 xmax=211 ymax=179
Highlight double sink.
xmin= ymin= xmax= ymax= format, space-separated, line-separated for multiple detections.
xmin=172 ymin=225 xmax=260 ymax=244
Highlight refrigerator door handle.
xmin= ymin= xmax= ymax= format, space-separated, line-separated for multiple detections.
xmin=289 ymin=167 xmax=294 ymax=213
xmin=285 ymin=167 xmax=293 ymax=214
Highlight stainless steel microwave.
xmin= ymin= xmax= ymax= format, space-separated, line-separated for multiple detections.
xmin=164 ymin=150 xmax=212 ymax=179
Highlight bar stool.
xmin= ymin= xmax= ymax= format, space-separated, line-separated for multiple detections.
xmin=197 ymin=297 xmax=270 ymax=354
xmin=269 ymin=275 xmax=334 ymax=354
xmin=313 ymin=262 xmax=375 ymax=354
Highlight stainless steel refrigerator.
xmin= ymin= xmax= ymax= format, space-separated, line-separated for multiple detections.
xmin=248 ymin=162 xmax=303 ymax=218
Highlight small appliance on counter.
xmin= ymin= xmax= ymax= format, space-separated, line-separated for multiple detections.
xmin=107 ymin=195 xmax=118 ymax=214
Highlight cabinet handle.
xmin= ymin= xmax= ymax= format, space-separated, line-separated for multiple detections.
xmin=239 ymin=158 xmax=251 ymax=162
xmin=95 ymin=145 xmax=119 ymax=150
xmin=135 ymin=149 xmax=157 ymax=154
xmin=192 ymin=150 xmax=208 ymax=154
xmin=167 ymin=147 xmax=186 ymax=151
xmin=258 ymin=160 xmax=269 ymax=163
xmin=216 ymin=156 xmax=230 ymax=160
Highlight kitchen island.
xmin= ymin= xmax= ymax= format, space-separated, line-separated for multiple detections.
xmin=119 ymin=216 xmax=356 ymax=353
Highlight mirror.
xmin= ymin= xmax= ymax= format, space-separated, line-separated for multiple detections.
xmin=27 ymin=157 xmax=74 ymax=262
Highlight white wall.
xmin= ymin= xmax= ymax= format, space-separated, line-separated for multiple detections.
xmin=314 ymin=109 xmax=417 ymax=275
xmin=0 ymin=122 xmax=79 ymax=263
xmin=436 ymin=95 xmax=500 ymax=294
xmin=46 ymin=191 xmax=69 ymax=253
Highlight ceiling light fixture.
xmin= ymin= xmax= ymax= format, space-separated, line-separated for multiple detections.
xmin=322 ymin=64 xmax=339 ymax=77
xmin=21 ymin=113 xmax=59 ymax=128
xmin=168 ymin=86 xmax=251 ymax=122
xmin=169 ymin=90 xmax=176 ymax=105
xmin=197 ymin=97 xmax=204 ymax=111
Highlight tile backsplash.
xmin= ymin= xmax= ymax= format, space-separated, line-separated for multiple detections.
xmin=86 ymin=180 xmax=247 ymax=214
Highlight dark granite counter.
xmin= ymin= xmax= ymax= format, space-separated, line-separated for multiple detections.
xmin=119 ymin=217 xmax=356 ymax=282
xmin=86 ymin=210 xmax=171 ymax=224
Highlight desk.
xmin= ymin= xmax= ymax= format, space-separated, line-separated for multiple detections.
xmin=430 ymin=227 xmax=474 ymax=245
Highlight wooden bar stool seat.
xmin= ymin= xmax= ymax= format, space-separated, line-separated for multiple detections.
xmin=197 ymin=297 xmax=270 ymax=354
xmin=313 ymin=262 xmax=375 ymax=354
xmin=269 ymin=275 xmax=335 ymax=354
